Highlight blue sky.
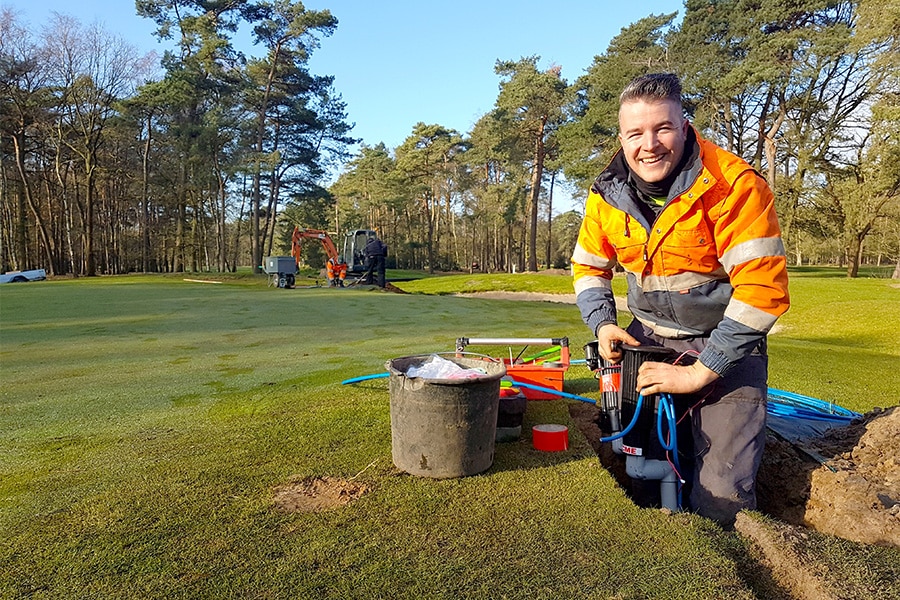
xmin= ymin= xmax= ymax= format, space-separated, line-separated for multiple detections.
xmin=9 ymin=1 xmax=684 ymax=208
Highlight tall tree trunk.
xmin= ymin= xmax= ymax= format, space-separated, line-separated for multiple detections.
xmin=754 ymin=88 xmax=775 ymax=171
xmin=84 ymin=166 xmax=96 ymax=276
xmin=780 ymin=165 xmax=806 ymax=253
xmin=175 ymin=162 xmax=186 ymax=272
xmin=252 ymin=170 xmax=262 ymax=273
xmin=190 ymin=199 xmax=199 ymax=272
xmin=846 ymin=235 xmax=862 ymax=278
xmin=763 ymin=105 xmax=785 ymax=190
xmin=545 ymin=170 xmax=555 ymax=269
xmin=424 ymin=190 xmax=435 ymax=273
xmin=251 ymin=40 xmax=282 ymax=274
xmin=14 ymin=179 xmax=26 ymax=271
xmin=263 ymin=169 xmax=280 ymax=257
xmin=723 ymin=102 xmax=735 ymax=154
xmin=216 ymin=160 xmax=227 ymax=272
xmin=141 ymin=115 xmax=152 ymax=272
xmin=527 ymin=120 xmax=546 ymax=272
xmin=12 ymin=133 xmax=54 ymax=272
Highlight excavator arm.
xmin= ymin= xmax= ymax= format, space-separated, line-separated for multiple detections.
xmin=291 ymin=227 xmax=343 ymax=267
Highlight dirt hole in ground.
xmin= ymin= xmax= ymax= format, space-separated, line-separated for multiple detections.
xmin=757 ymin=405 xmax=899 ymax=546
xmin=569 ymin=403 xmax=900 ymax=546
xmin=272 ymin=476 xmax=368 ymax=513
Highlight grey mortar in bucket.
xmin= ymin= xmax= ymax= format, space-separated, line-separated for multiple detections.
xmin=385 ymin=355 xmax=507 ymax=478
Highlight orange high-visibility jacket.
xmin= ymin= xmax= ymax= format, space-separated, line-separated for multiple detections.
xmin=326 ymin=258 xmax=347 ymax=280
xmin=572 ymin=129 xmax=789 ymax=375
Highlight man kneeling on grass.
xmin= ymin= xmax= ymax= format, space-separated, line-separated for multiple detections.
xmin=571 ymin=73 xmax=790 ymax=526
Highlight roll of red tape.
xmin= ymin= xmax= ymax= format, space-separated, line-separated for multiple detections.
xmin=532 ymin=424 xmax=569 ymax=452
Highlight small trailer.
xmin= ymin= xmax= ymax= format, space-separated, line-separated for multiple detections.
xmin=262 ymin=257 xmax=297 ymax=289
xmin=0 ymin=269 xmax=46 ymax=284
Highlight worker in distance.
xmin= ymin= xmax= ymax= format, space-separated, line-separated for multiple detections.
xmin=362 ymin=232 xmax=388 ymax=288
xmin=571 ymin=73 xmax=790 ymax=526
xmin=326 ymin=255 xmax=347 ymax=287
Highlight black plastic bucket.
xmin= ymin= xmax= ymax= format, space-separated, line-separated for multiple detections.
xmin=385 ymin=355 xmax=506 ymax=478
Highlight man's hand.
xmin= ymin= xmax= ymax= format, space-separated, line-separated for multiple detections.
xmin=596 ymin=324 xmax=640 ymax=363
xmin=636 ymin=360 xmax=719 ymax=395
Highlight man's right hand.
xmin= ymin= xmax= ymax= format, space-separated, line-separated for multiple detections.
xmin=596 ymin=323 xmax=640 ymax=363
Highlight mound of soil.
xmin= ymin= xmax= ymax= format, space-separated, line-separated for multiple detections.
xmin=758 ymin=406 xmax=899 ymax=546
xmin=272 ymin=476 xmax=368 ymax=513
xmin=570 ymin=403 xmax=900 ymax=546
xmin=383 ymin=282 xmax=408 ymax=294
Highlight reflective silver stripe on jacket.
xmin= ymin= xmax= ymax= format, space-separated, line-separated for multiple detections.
xmin=632 ymin=314 xmax=698 ymax=339
xmin=724 ymin=298 xmax=779 ymax=332
xmin=574 ymin=275 xmax=612 ymax=298
xmin=639 ymin=268 xmax=728 ymax=293
xmin=572 ymin=243 xmax=616 ymax=270
xmin=720 ymin=237 xmax=786 ymax=273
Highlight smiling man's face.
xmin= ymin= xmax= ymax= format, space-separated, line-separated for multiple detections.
xmin=618 ymin=98 xmax=688 ymax=183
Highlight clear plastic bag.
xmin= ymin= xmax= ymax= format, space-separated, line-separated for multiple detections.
xmin=405 ymin=354 xmax=487 ymax=380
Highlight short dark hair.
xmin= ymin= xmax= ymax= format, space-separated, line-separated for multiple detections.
xmin=619 ymin=73 xmax=682 ymax=105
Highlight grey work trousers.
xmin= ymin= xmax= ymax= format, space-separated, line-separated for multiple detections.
xmin=627 ymin=320 xmax=768 ymax=527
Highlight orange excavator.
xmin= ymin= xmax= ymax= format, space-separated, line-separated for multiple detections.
xmin=291 ymin=226 xmax=377 ymax=286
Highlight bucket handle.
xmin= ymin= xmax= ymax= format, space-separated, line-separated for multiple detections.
xmin=392 ymin=351 xmax=503 ymax=363
xmin=342 ymin=353 xmax=503 ymax=386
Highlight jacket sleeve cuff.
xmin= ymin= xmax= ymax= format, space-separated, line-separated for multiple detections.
xmin=698 ymin=346 xmax=734 ymax=377
xmin=585 ymin=307 xmax=618 ymax=338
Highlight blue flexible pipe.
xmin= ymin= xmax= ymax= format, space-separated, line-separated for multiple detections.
xmin=657 ymin=394 xmax=678 ymax=454
xmin=341 ymin=372 xmax=389 ymax=385
xmin=598 ymin=394 xmax=645 ymax=443
xmin=503 ymin=379 xmax=597 ymax=404
xmin=767 ymin=387 xmax=860 ymax=420
xmin=340 ymin=372 xmax=599 ymax=404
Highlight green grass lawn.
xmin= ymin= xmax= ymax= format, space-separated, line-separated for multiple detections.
xmin=1 ymin=269 xmax=897 ymax=599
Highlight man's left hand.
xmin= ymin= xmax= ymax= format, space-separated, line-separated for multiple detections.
xmin=636 ymin=361 xmax=719 ymax=396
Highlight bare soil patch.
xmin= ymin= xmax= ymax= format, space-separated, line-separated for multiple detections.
xmin=272 ymin=476 xmax=368 ymax=513
xmin=758 ymin=406 xmax=900 ymax=546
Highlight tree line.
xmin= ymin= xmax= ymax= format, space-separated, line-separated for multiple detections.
xmin=2 ymin=0 xmax=898 ymax=279
xmin=1 ymin=0 xmax=352 ymax=277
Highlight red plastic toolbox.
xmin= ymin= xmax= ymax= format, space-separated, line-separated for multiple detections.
xmin=455 ymin=337 xmax=569 ymax=400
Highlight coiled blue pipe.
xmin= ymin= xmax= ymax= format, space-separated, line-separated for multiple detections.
xmin=766 ymin=387 xmax=860 ymax=421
